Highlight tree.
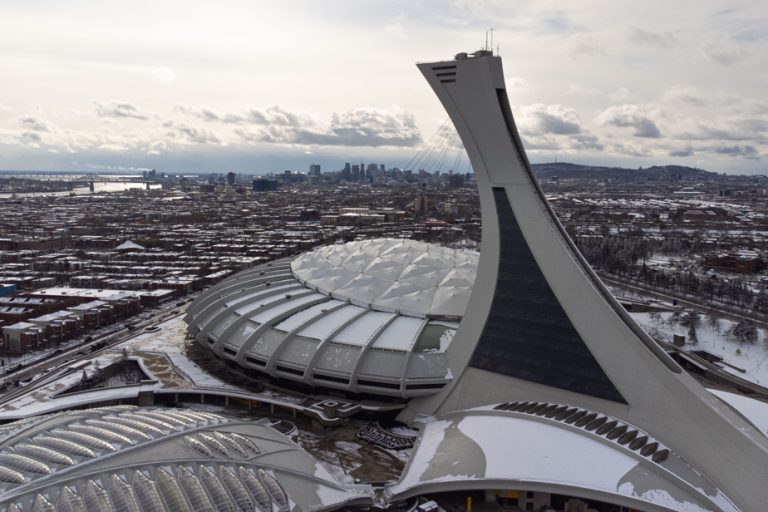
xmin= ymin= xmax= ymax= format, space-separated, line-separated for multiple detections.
xmin=730 ymin=320 xmax=758 ymax=343
xmin=680 ymin=310 xmax=701 ymax=329
xmin=744 ymin=322 xmax=758 ymax=344
xmin=755 ymin=291 xmax=768 ymax=313
xmin=708 ymin=314 xmax=720 ymax=334
xmin=688 ymin=323 xmax=699 ymax=344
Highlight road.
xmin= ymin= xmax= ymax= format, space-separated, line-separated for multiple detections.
xmin=0 ymin=302 xmax=189 ymax=398
xmin=602 ymin=275 xmax=768 ymax=331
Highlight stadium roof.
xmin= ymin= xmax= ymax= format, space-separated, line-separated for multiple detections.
xmin=184 ymin=240 xmax=476 ymax=398
xmin=387 ymin=405 xmax=740 ymax=512
xmin=0 ymin=405 xmax=371 ymax=511
xmin=291 ymin=239 xmax=477 ymax=318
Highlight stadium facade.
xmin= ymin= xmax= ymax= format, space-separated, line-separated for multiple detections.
xmin=186 ymin=238 xmax=474 ymax=398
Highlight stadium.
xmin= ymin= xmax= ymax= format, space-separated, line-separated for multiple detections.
xmin=185 ymin=238 xmax=476 ymax=398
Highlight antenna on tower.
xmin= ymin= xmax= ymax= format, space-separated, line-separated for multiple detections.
xmin=485 ymin=30 xmax=489 ymax=51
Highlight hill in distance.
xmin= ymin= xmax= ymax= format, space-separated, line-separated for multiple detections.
xmin=531 ymin=162 xmax=720 ymax=181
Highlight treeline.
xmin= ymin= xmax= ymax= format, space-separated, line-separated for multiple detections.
xmin=575 ymin=234 xmax=654 ymax=275
xmin=573 ymin=233 xmax=768 ymax=312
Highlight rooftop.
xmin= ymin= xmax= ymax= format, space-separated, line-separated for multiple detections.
xmin=291 ymin=239 xmax=477 ymax=318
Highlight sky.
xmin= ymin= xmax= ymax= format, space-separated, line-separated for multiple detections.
xmin=0 ymin=0 xmax=767 ymax=175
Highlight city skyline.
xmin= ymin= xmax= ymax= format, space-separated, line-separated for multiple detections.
xmin=0 ymin=0 xmax=767 ymax=174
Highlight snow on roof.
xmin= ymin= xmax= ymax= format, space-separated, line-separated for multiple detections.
xmin=709 ymin=389 xmax=768 ymax=437
xmin=249 ymin=292 xmax=324 ymax=324
xmin=388 ymin=411 xmax=737 ymax=512
xmin=371 ymin=316 xmax=425 ymax=351
xmin=291 ymin=239 xmax=478 ymax=318
xmin=4 ymin=321 xmax=38 ymax=330
xmin=115 ymin=240 xmax=145 ymax=251
xmin=298 ymin=304 xmax=366 ymax=340
xmin=274 ymin=299 xmax=344 ymax=332
xmin=332 ymin=311 xmax=395 ymax=347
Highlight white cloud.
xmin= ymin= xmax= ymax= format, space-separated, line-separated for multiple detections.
xmin=627 ymin=27 xmax=677 ymax=48
xmin=597 ymin=104 xmax=663 ymax=138
xmin=383 ymin=22 xmax=407 ymax=39
xmin=569 ymin=34 xmax=608 ymax=58
xmin=164 ymin=121 xmax=221 ymax=145
xmin=94 ymin=100 xmax=150 ymax=120
xmin=0 ymin=1 xmax=766 ymax=171
xmin=235 ymin=106 xmax=421 ymax=147
xmin=519 ymin=103 xmax=584 ymax=135
xmin=703 ymin=38 xmax=748 ymax=66
xmin=151 ymin=67 xmax=176 ymax=83
xmin=506 ymin=76 xmax=529 ymax=92
xmin=609 ymin=87 xmax=632 ymax=102
xmin=18 ymin=116 xmax=53 ymax=132
xmin=147 ymin=140 xmax=167 ymax=155
xmin=567 ymin=83 xmax=602 ymax=97
xmin=662 ymin=86 xmax=707 ymax=107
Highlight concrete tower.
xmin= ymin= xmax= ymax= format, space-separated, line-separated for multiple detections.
xmin=403 ymin=50 xmax=768 ymax=510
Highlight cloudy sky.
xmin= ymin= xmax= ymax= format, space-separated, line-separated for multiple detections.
xmin=0 ymin=0 xmax=766 ymax=174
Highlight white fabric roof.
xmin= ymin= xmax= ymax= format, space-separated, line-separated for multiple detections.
xmin=115 ymin=240 xmax=145 ymax=251
xmin=388 ymin=410 xmax=738 ymax=512
xmin=291 ymin=239 xmax=478 ymax=318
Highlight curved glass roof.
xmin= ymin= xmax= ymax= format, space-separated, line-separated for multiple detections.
xmin=0 ymin=406 xmax=373 ymax=511
xmin=291 ymin=239 xmax=478 ymax=318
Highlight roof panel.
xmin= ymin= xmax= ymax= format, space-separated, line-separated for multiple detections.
xmin=297 ymin=305 xmax=366 ymax=340
xmin=371 ymin=317 xmax=425 ymax=351
xmin=277 ymin=336 xmax=320 ymax=366
xmin=291 ymin=239 xmax=478 ymax=317
xmin=332 ymin=311 xmax=395 ymax=346
xmin=246 ymin=327 xmax=288 ymax=358
xmin=274 ymin=300 xmax=343 ymax=332
xmin=249 ymin=293 xmax=324 ymax=324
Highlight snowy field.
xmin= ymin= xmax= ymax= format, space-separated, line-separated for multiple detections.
xmin=630 ymin=311 xmax=768 ymax=387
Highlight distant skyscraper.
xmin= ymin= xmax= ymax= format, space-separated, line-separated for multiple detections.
xmin=252 ymin=178 xmax=278 ymax=191
xmin=309 ymin=164 xmax=321 ymax=177
xmin=448 ymin=174 xmax=465 ymax=188
xmin=414 ymin=195 xmax=428 ymax=216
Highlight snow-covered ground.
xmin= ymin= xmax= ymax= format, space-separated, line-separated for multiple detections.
xmin=0 ymin=352 xmax=123 ymax=415
xmin=113 ymin=316 xmax=237 ymax=389
xmin=630 ymin=311 xmax=768 ymax=387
